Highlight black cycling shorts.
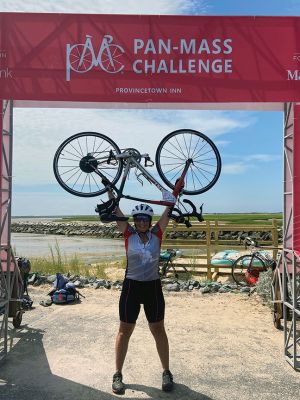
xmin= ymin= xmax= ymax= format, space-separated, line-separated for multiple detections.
xmin=119 ymin=278 xmax=165 ymax=324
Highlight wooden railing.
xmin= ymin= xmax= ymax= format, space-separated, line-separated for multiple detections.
xmin=161 ymin=219 xmax=280 ymax=280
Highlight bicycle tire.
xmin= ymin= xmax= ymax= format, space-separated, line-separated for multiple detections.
xmin=231 ymin=254 xmax=267 ymax=286
xmin=155 ymin=129 xmax=221 ymax=195
xmin=53 ymin=132 xmax=123 ymax=197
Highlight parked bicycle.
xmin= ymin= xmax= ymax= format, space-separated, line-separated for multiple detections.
xmin=53 ymin=129 xmax=222 ymax=226
xmin=231 ymin=237 xmax=277 ymax=286
xmin=159 ymin=249 xmax=184 ymax=278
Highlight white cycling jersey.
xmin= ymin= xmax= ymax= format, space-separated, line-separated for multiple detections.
xmin=124 ymin=223 xmax=162 ymax=281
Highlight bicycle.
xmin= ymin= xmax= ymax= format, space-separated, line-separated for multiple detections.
xmin=231 ymin=237 xmax=277 ymax=287
xmin=66 ymin=34 xmax=125 ymax=80
xmin=53 ymin=129 xmax=222 ymax=226
xmin=159 ymin=249 xmax=185 ymax=278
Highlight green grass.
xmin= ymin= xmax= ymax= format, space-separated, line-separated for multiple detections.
xmin=59 ymin=213 xmax=282 ymax=226
xmin=29 ymin=239 xmax=126 ymax=279
xmin=203 ymin=213 xmax=282 ymax=226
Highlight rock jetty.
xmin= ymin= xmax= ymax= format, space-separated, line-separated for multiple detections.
xmin=11 ymin=220 xmax=283 ymax=243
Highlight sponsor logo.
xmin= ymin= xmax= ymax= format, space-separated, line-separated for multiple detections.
xmin=286 ymin=53 xmax=300 ymax=80
xmin=0 ymin=67 xmax=13 ymax=79
xmin=66 ymin=35 xmax=125 ymax=81
xmin=66 ymin=34 xmax=233 ymax=81
xmin=0 ymin=50 xmax=13 ymax=79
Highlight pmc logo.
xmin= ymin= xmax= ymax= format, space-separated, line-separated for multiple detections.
xmin=66 ymin=34 xmax=125 ymax=81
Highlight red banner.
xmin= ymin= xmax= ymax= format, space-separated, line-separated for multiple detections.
xmin=1 ymin=13 xmax=300 ymax=102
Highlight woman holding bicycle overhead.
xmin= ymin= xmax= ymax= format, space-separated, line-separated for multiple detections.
xmin=108 ymin=189 xmax=175 ymax=395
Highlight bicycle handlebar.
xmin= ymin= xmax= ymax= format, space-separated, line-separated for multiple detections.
xmin=169 ymin=199 xmax=203 ymax=228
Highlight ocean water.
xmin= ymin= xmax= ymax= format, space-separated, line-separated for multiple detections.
xmin=11 ymin=232 xmax=125 ymax=263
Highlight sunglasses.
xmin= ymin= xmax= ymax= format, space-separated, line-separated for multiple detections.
xmin=134 ymin=216 xmax=151 ymax=222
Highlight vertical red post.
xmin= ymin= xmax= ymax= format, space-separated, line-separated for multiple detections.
xmin=293 ymin=105 xmax=300 ymax=254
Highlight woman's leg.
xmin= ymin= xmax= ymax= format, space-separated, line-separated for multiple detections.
xmin=115 ymin=321 xmax=136 ymax=372
xmin=148 ymin=319 xmax=169 ymax=370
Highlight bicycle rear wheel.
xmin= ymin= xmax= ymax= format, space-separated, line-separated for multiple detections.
xmin=232 ymin=254 xmax=267 ymax=286
xmin=53 ymin=132 xmax=123 ymax=197
xmin=155 ymin=129 xmax=221 ymax=195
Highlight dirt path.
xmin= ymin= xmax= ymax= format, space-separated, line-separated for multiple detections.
xmin=0 ymin=286 xmax=299 ymax=400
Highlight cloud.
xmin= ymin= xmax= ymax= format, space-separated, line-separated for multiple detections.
xmin=0 ymin=0 xmax=208 ymax=15
xmin=222 ymin=152 xmax=281 ymax=175
xmin=222 ymin=162 xmax=249 ymax=175
xmin=246 ymin=154 xmax=282 ymax=162
xmin=12 ymin=108 xmax=247 ymax=186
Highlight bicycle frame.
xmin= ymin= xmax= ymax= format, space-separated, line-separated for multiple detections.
xmin=93 ymin=151 xmax=192 ymax=207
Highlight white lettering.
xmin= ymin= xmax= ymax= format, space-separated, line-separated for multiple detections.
xmin=144 ymin=59 xmax=156 ymax=73
xmin=157 ymin=60 xmax=168 ymax=73
xmin=134 ymin=39 xmax=144 ymax=54
xmin=132 ymin=58 xmax=233 ymax=74
xmin=0 ymin=68 xmax=13 ymax=78
xmin=180 ymin=39 xmax=195 ymax=54
xmin=132 ymin=60 xmax=143 ymax=73
xmin=224 ymin=59 xmax=232 ymax=73
xmin=144 ymin=39 xmax=157 ymax=54
xmin=287 ymin=70 xmax=299 ymax=80
xmin=212 ymin=39 xmax=222 ymax=54
xmin=198 ymin=39 xmax=211 ymax=54
xmin=158 ymin=39 xmax=171 ymax=54
xmin=223 ymin=39 xmax=233 ymax=54
xmin=188 ymin=59 xmax=196 ymax=73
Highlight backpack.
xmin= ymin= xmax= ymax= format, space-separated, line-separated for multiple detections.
xmin=49 ymin=273 xmax=81 ymax=305
xmin=51 ymin=287 xmax=79 ymax=304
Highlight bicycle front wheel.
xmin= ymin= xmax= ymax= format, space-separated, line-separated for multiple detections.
xmin=155 ymin=129 xmax=221 ymax=195
xmin=53 ymin=132 xmax=123 ymax=197
xmin=232 ymin=255 xmax=267 ymax=286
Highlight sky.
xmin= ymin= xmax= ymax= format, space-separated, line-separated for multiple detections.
xmin=1 ymin=0 xmax=296 ymax=216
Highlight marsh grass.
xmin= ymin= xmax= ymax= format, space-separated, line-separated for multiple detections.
xmin=29 ymin=239 xmax=126 ymax=280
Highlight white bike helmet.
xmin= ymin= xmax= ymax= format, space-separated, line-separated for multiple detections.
xmin=131 ymin=203 xmax=154 ymax=219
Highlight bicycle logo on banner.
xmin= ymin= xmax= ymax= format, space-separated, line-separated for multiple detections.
xmin=66 ymin=34 xmax=125 ymax=81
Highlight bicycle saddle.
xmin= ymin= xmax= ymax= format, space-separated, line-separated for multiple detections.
xmin=95 ymin=199 xmax=128 ymax=223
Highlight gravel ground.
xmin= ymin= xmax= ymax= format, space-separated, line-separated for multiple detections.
xmin=0 ymin=286 xmax=299 ymax=400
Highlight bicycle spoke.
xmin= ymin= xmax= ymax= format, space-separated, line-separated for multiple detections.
xmin=169 ymin=167 xmax=184 ymax=182
xmin=90 ymin=173 xmax=103 ymax=192
xmin=192 ymin=144 xmax=213 ymax=160
xmin=76 ymin=138 xmax=85 ymax=157
xmin=71 ymin=170 xmax=84 ymax=188
xmin=58 ymin=166 xmax=80 ymax=176
xmin=190 ymin=135 xmax=202 ymax=159
xmin=192 ymin=163 xmax=215 ymax=182
xmin=190 ymin=165 xmax=197 ymax=190
xmin=160 ymin=146 xmax=187 ymax=162
xmin=182 ymin=134 xmax=190 ymax=158
xmin=173 ymin=135 xmax=189 ymax=159
xmin=65 ymin=145 xmax=83 ymax=159
xmin=190 ymin=166 xmax=204 ymax=187
xmin=65 ymin=168 xmax=82 ymax=184
xmin=58 ymin=157 xmax=80 ymax=163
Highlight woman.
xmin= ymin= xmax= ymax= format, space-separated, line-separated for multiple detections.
xmin=108 ymin=190 xmax=174 ymax=395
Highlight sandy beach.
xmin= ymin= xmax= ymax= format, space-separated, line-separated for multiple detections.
xmin=0 ymin=285 xmax=299 ymax=400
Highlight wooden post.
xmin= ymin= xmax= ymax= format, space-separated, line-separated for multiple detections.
xmin=272 ymin=219 xmax=279 ymax=259
xmin=206 ymin=220 xmax=212 ymax=280
xmin=211 ymin=220 xmax=219 ymax=281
